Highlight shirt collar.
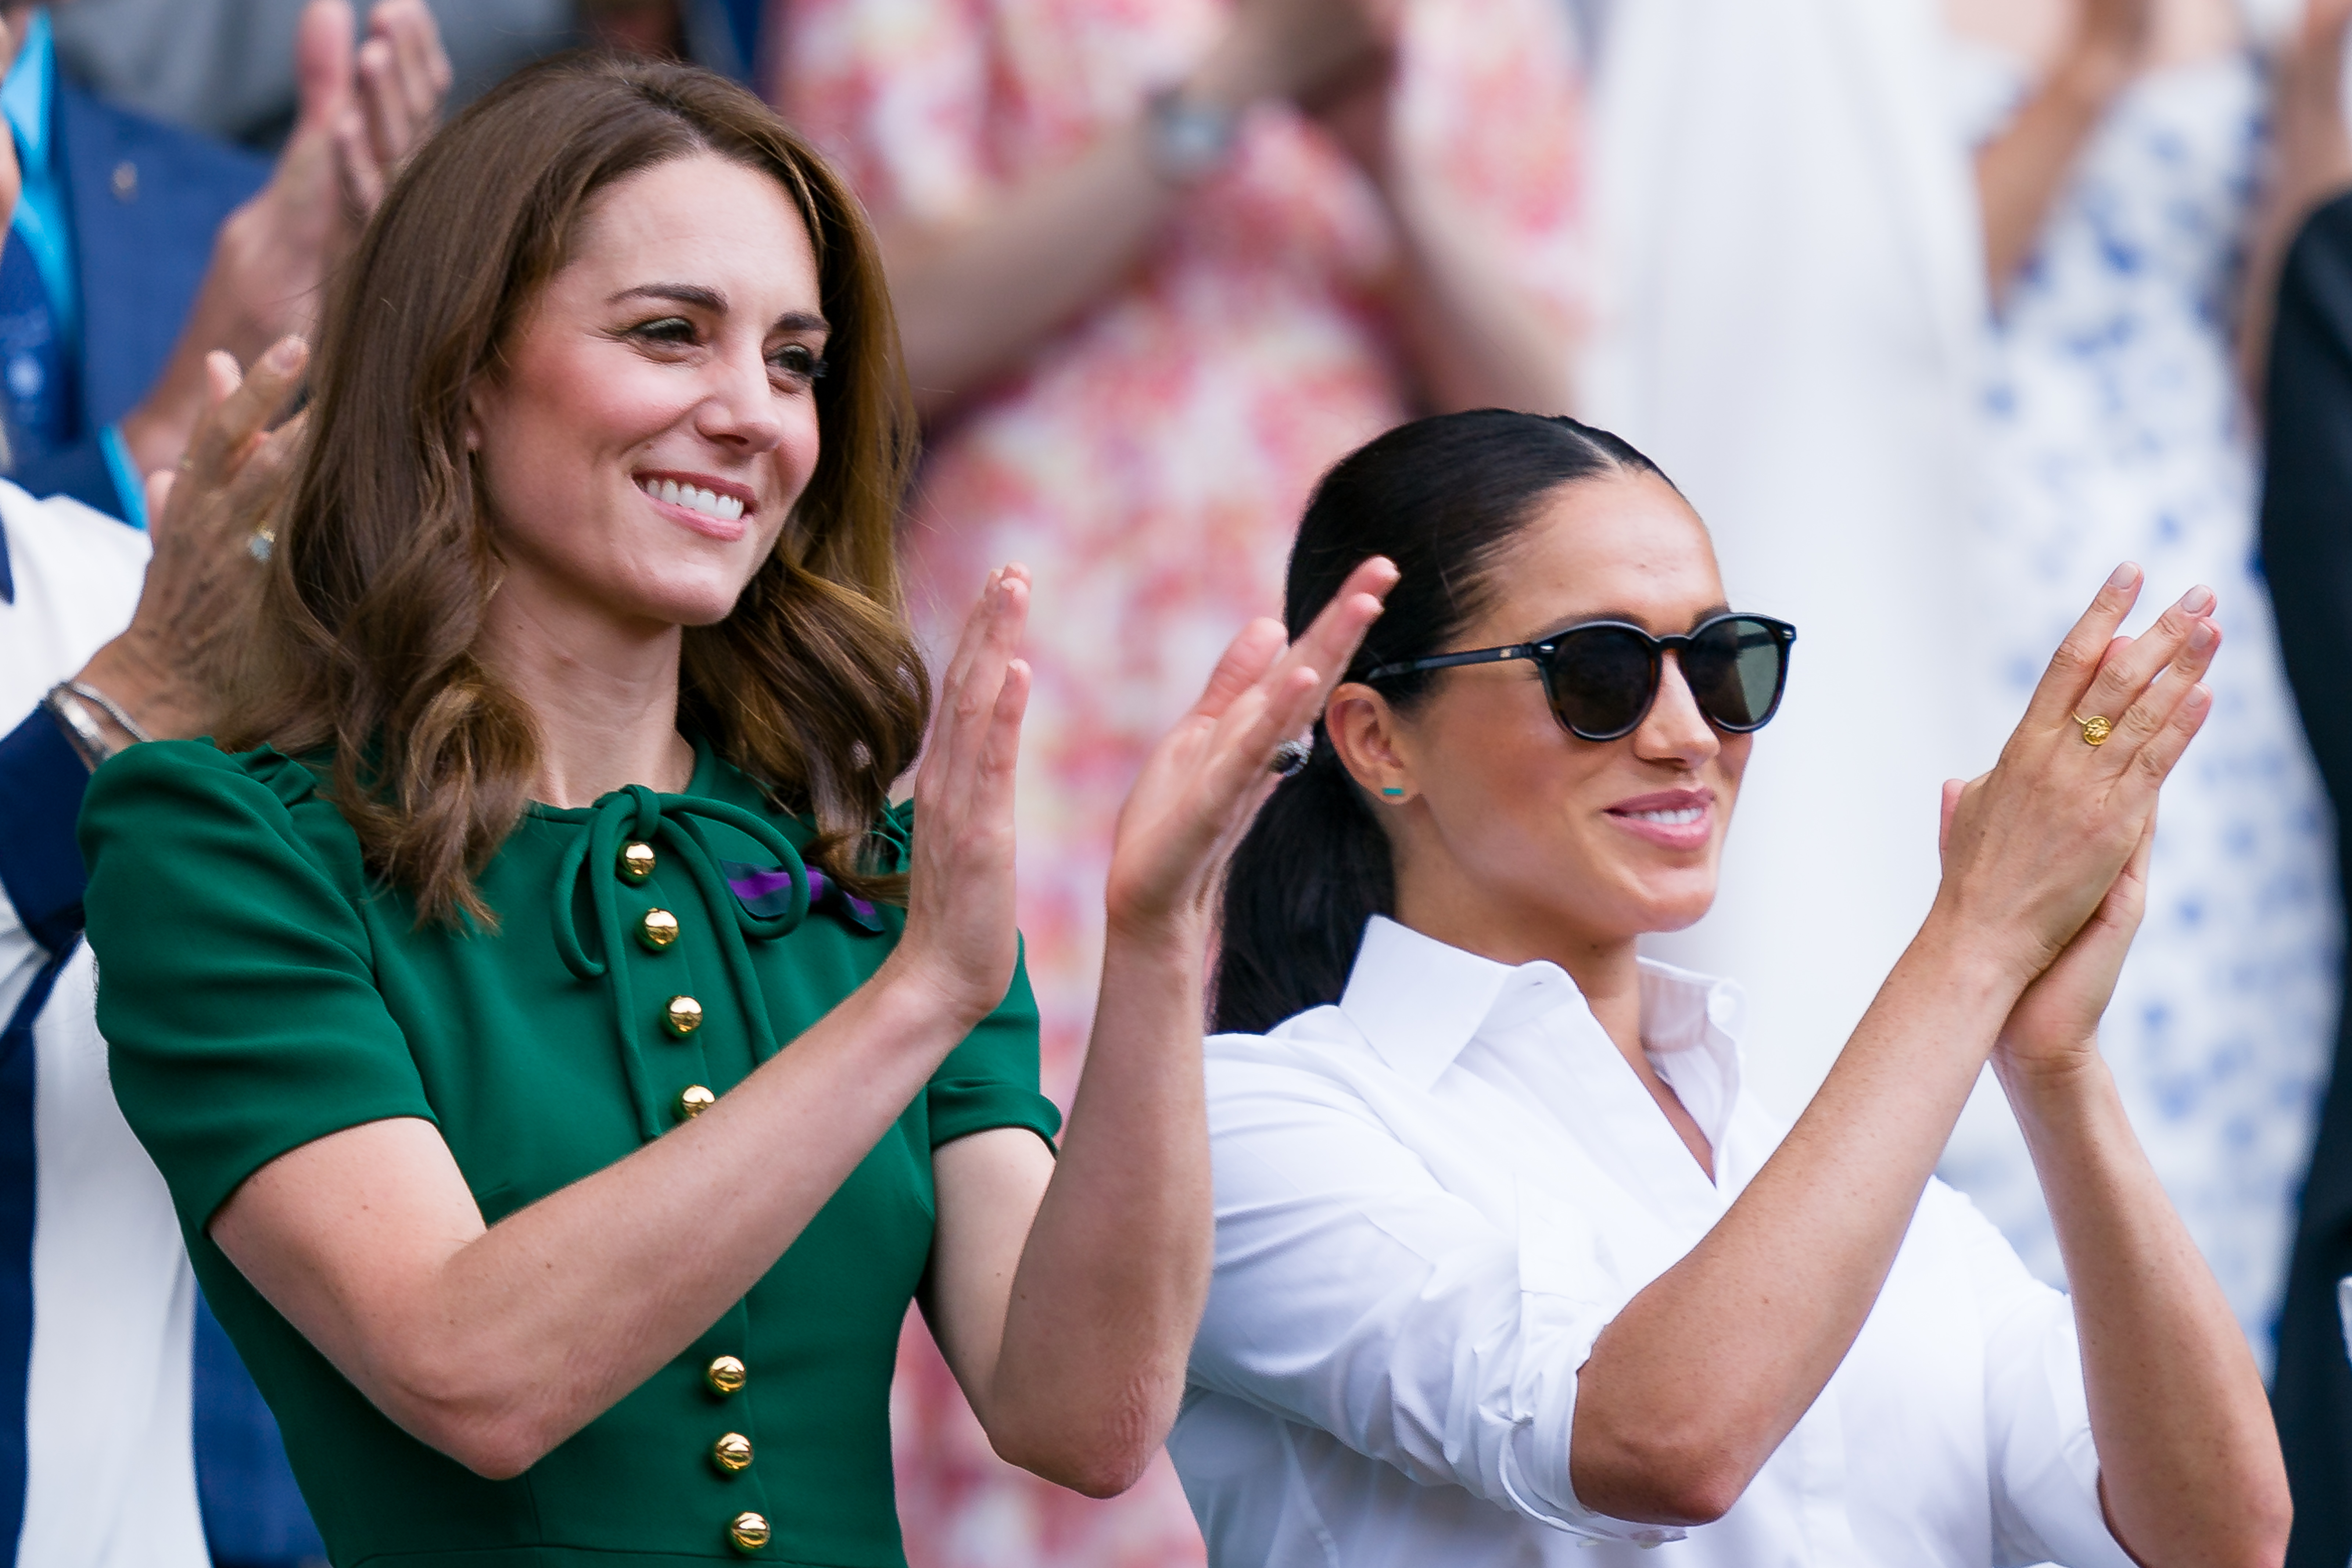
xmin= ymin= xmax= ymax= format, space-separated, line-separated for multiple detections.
xmin=2 ymin=12 xmax=54 ymax=175
xmin=1336 ymin=915 xmax=1746 ymax=1105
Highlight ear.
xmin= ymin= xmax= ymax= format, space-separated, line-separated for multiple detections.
xmin=1326 ymin=681 xmax=1416 ymax=803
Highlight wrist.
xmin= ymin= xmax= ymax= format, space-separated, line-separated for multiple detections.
xmin=871 ymin=944 xmax=1005 ymax=1041
xmin=72 ymin=635 xmax=205 ymax=743
xmin=1915 ymin=896 xmax=2047 ymax=1004
xmin=1992 ymin=1043 xmax=2113 ymax=1129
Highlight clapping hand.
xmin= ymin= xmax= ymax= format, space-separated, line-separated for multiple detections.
xmin=1936 ymin=566 xmax=2219 ymax=1078
xmin=73 ymin=338 xmax=311 ymax=745
xmin=118 ymin=1 xmax=450 ymax=479
xmin=1104 ymin=557 xmax=1397 ymax=939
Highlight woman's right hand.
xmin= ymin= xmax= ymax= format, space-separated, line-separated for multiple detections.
xmin=1933 ymin=564 xmax=2217 ymax=991
xmin=889 ymin=565 xmax=1034 ymax=1027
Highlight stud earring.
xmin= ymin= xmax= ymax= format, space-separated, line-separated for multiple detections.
xmin=1381 ymin=786 xmax=1406 ymax=799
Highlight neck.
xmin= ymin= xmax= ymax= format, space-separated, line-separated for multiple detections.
xmin=475 ymin=579 xmax=695 ymax=808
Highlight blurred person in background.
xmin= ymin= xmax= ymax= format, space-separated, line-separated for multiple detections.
xmin=769 ymin=0 xmax=1584 ymax=1558
xmin=1935 ymin=0 xmax=2344 ymax=1367
xmin=0 ymin=4 xmax=448 ymax=1564
xmin=2246 ymin=1 xmax=2352 ymax=1559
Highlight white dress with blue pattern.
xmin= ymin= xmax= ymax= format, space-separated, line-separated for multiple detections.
xmin=1937 ymin=41 xmax=2342 ymax=1364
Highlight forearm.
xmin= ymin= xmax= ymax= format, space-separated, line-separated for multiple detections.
xmin=2002 ymin=1053 xmax=2289 ymax=1568
xmin=1376 ymin=154 xmax=1576 ymax=415
xmin=1573 ymin=916 xmax=2022 ymax=1523
xmin=1978 ymin=52 xmax=2131 ymax=305
xmin=219 ymin=961 xmax=975 ymax=1476
xmin=885 ymin=126 xmax=1183 ymax=417
xmin=984 ymin=920 xmax=1213 ymax=1493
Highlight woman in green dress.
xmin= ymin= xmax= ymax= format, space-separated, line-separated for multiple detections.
xmin=75 ymin=53 xmax=1395 ymax=1568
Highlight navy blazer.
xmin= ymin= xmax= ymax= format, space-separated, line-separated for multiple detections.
xmin=11 ymin=78 xmax=268 ymax=517
xmin=2259 ymin=187 xmax=2352 ymax=1568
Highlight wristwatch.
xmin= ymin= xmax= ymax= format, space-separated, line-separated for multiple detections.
xmin=1145 ymin=85 xmax=1239 ymax=187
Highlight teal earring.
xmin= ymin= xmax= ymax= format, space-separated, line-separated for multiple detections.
xmin=1381 ymin=786 xmax=1406 ymax=799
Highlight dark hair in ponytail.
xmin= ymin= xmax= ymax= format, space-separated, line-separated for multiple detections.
xmin=1210 ymin=410 xmax=1674 ymax=1034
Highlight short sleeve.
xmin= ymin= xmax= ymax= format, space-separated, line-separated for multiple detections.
xmin=79 ymin=741 xmax=436 ymax=1233
xmin=925 ymin=939 xmax=1061 ymax=1153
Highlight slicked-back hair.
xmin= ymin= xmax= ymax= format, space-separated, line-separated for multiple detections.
xmin=223 ymin=52 xmax=924 ymax=927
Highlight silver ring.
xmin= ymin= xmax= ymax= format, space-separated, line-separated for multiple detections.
xmin=1271 ymin=737 xmax=1313 ymax=778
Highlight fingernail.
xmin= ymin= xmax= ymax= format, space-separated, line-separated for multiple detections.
xmin=2182 ymin=585 xmax=2214 ymax=614
xmin=2108 ymin=562 xmax=2139 ymax=588
xmin=263 ymin=336 xmax=305 ymax=372
xmin=2189 ymin=620 xmax=2217 ymax=653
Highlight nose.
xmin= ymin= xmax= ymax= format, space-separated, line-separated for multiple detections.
xmin=691 ymin=336 xmax=789 ymax=455
xmin=1632 ymin=651 xmax=1721 ymax=769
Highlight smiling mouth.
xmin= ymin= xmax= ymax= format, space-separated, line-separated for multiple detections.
xmin=638 ymin=476 xmax=746 ymax=523
xmin=1618 ymin=805 xmax=1704 ymax=827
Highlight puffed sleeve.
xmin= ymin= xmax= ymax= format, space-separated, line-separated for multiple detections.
xmin=1182 ymin=1034 xmax=1678 ymax=1549
xmin=926 ymin=938 xmax=1061 ymax=1151
xmin=1918 ymin=1183 xmax=2136 ymax=1568
xmin=79 ymin=741 xmax=436 ymax=1234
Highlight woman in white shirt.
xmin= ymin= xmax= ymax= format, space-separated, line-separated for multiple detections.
xmin=1173 ymin=409 xmax=2287 ymax=1567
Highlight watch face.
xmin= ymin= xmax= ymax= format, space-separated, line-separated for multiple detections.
xmin=1150 ymin=93 xmax=1236 ymax=183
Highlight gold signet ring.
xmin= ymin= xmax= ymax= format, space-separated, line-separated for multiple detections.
xmin=2073 ymin=714 xmax=2113 ymax=747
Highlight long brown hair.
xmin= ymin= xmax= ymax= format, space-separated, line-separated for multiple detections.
xmin=223 ymin=53 xmax=925 ymax=926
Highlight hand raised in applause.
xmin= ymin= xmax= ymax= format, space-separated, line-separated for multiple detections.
xmin=1104 ymin=556 xmax=1397 ymax=940
xmin=118 ymin=1 xmax=450 ymax=478
xmin=1933 ymin=566 xmax=2218 ymax=1012
xmin=74 ymin=338 xmax=312 ymax=745
xmin=1188 ymin=0 xmax=1398 ymax=115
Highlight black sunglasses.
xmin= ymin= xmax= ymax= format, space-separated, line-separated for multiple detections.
xmin=1363 ymin=612 xmax=1798 ymax=742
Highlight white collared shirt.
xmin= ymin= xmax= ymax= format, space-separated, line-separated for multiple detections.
xmin=1170 ymin=916 xmax=2133 ymax=1568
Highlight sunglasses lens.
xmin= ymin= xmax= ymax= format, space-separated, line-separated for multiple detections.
xmin=1684 ymin=617 xmax=1788 ymax=730
xmin=1544 ymin=625 xmax=1658 ymax=738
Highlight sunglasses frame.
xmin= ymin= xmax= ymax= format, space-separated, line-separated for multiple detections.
xmin=1363 ymin=612 xmax=1799 ymax=742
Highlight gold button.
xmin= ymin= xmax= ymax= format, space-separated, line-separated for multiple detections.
xmin=728 ymin=1511 xmax=770 ymax=1553
xmin=712 ymin=1431 xmax=753 ymax=1474
xmin=664 ymin=995 xmax=704 ymax=1037
xmin=618 ymin=841 xmax=657 ymax=884
xmin=638 ymin=908 xmax=680 ymax=950
xmin=675 ymin=1084 xmax=716 ymax=1122
xmin=705 ymin=1354 xmax=746 ymax=1396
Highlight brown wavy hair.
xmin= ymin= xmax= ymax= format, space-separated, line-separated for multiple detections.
xmin=221 ymin=53 xmax=925 ymax=926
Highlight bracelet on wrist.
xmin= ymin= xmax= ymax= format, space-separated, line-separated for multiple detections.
xmin=1145 ymin=85 xmax=1240 ymax=187
xmin=43 ymin=680 xmax=153 ymax=771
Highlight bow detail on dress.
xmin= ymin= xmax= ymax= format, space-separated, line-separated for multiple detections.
xmin=548 ymin=783 xmax=813 ymax=1140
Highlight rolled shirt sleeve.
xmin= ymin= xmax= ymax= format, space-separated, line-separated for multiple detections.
xmin=0 ymin=703 xmax=93 ymax=1024
xmin=1925 ymin=1184 xmax=2136 ymax=1568
xmin=1184 ymin=1041 xmax=1678 ymax=1549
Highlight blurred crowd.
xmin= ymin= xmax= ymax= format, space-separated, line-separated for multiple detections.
xmin=11 ymin=0 xmax=2352 ymax=1564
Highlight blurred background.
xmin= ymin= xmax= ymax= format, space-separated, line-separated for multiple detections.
xmin=42 ymin=0 xmax=2352 ymax=1564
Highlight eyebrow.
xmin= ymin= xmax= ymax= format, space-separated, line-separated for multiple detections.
xmin=1525 ymin=603 xmax=1733 ymax=641
xmin=607 ymin=283 xmax=829 ymax=335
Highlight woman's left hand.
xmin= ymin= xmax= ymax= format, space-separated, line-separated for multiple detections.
xmin=1102 ymin=557 xmax=1397 ymax=939
xmin=1946 ymin=768 xmax=2156 ymax=1081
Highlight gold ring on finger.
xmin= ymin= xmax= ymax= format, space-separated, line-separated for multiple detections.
xmin=2072 ymin=713 xmax=2113 ymax=747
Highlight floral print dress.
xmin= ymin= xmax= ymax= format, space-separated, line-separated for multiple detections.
xmin=1938 ymin=36 xmax=2342 ymax=1368
xmin=770 ymin=1 xmax=1585 ymax=1562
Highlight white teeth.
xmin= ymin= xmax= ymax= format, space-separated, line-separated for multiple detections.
xmin=640 ymin=478 xmax=746 ymax=523
xmin=1630 ymin=807 xmax=1703 ymax=826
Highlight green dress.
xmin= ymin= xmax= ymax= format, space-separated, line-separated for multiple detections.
xmin=78 ymin=738 xmax=1060 ymax=1568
